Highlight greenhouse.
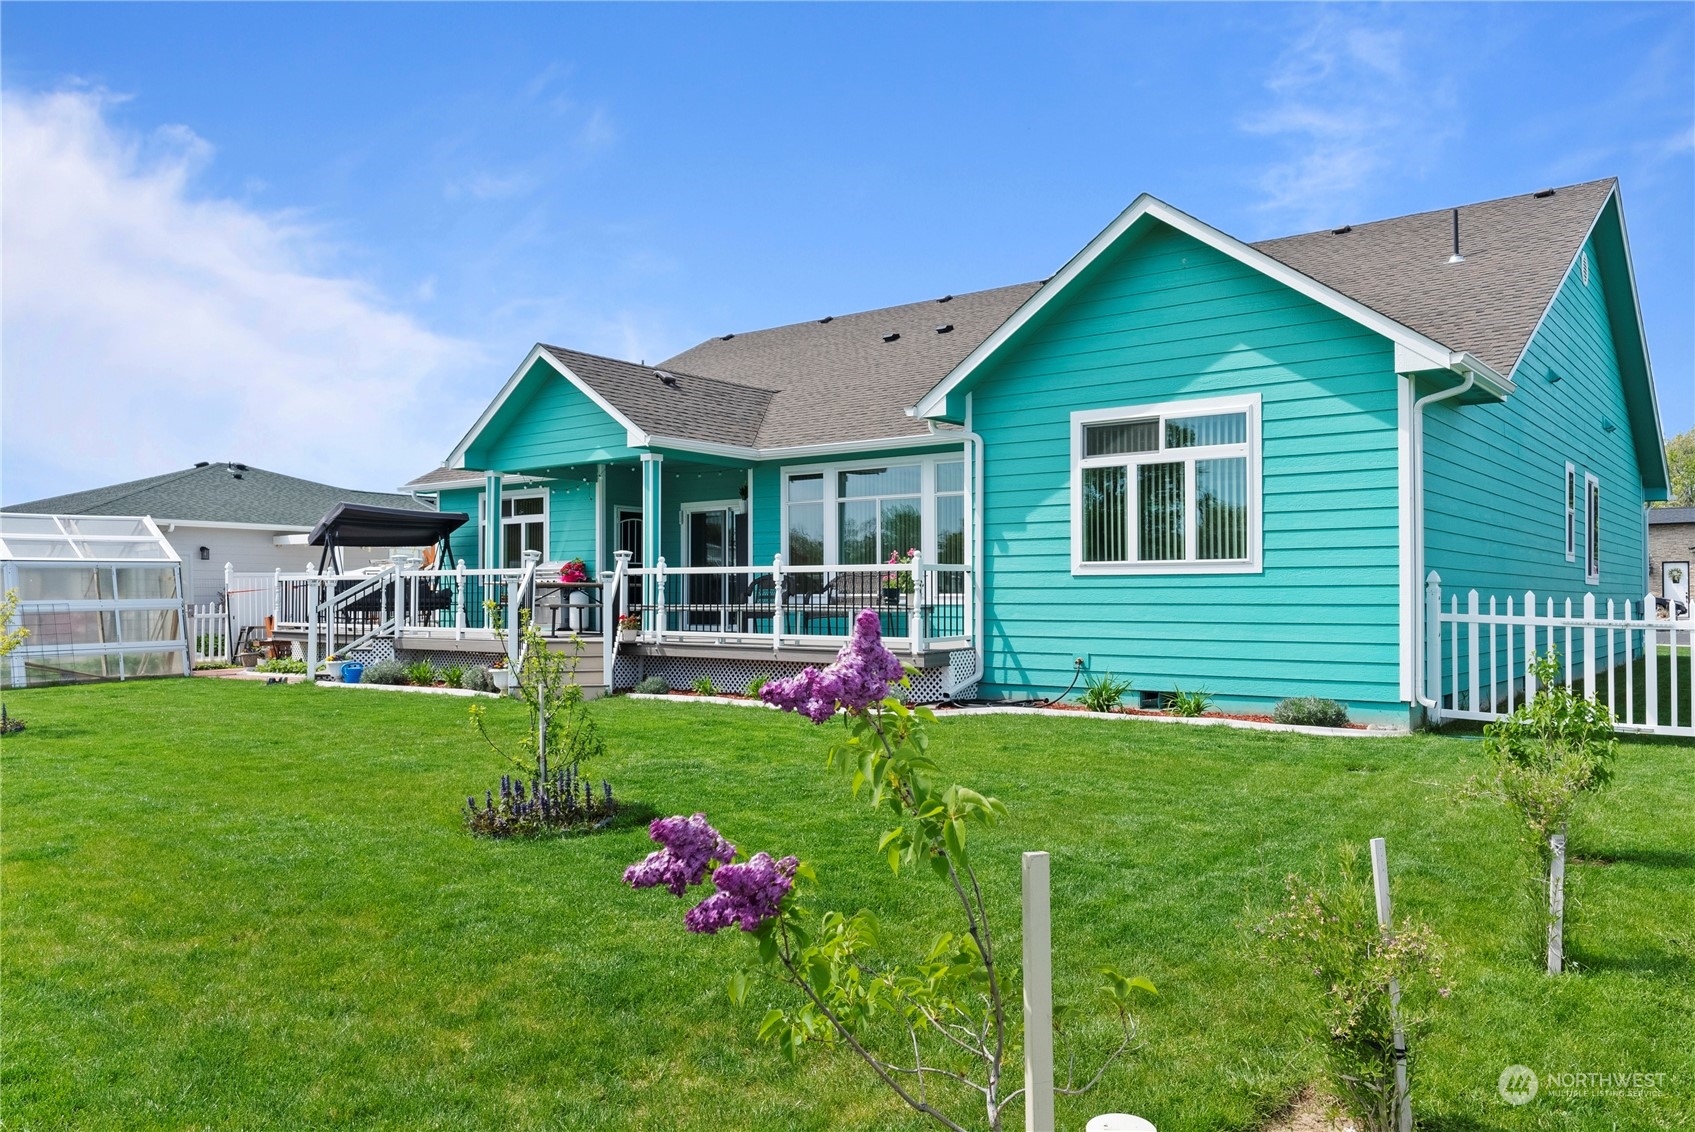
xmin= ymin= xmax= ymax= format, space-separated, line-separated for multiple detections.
xmin=1 ymin=514 xmax=190 ymax=688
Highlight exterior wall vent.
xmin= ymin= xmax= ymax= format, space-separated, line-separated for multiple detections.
xmin=1580 ymin=251 xmax=1590 ymax=287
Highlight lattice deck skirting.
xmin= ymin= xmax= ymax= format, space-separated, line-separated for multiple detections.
xmin=627 ymin=650 xmax=977 ymax=704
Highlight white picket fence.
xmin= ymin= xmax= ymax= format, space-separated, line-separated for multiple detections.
xmin=1426 ymin=571 xmax=1694 ymax=736
xmin=187 ymin=602 xmax=234 ymax=664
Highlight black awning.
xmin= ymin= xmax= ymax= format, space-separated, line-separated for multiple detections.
xmin=308 ymin=503 xmax=468 ymax=548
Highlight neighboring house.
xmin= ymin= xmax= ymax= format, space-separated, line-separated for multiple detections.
xmin=403 ymin=178 xmax=1668 ymax=725
xmin=5 ymin=463 xmax=433 ymax=604
xmin=1650 ymin=507 xmax=1694 ymax=615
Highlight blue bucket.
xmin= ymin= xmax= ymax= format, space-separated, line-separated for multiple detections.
xmin=342 ymin=662 xmax=364 ymax=684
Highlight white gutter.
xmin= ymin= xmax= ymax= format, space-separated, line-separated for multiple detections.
xmin=1410 ymin=367 xmax=1476 ymax=712
xmin=934 ymin=392 xmax=987 ymax=697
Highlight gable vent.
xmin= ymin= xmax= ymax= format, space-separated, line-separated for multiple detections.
xmin=882 ymin=332 xmax=901 ymax=343
xmin=655 ymin=372 xmax=680 ymax=388
xmin=1534 ymin=188 xmax=1556 ymax=199
xmin=935 ymin=323 xmax=954 ymax=334
xmin=1331 ymin=225 xmax=1352 ymax=235
xmin=1580 ymin=252 xmax=1590 ymax=286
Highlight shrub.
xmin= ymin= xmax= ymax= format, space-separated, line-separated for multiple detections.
xmin=692 ymin=676 xmax=715 ymax=696
xmin=633 ymin=676 xmax=670 ymax=695
xmin=442 ymin=663 xmax=466 ymax=689
xmin=746 ymin=674 xmax=771 ymax=698
xmin=362 ymin=659 xmax=409 ymax=686
xmin=1274 ymin=697 xmax=1350 ymax=728
xmin=1169 ymin=687 xmax=1213 ymax=716
xmin=1079 ymin=671 xmax=1133 ymax=713
xmin=255 ymin=657 xmax=307 ymax=674
xmin=1260 ymin=847 xmax=1448 ymax=1132
xmin=404 ymin=660 xmax=438 ymax=686
xmin=1469 ymin=650 xmax=1618 ymax=967
xmin=462 ymin=665 xmax=494 ymax=693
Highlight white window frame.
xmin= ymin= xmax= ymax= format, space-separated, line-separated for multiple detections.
xmin=1069 ymin=392 xmax=1263 ymax=576
xmin=482 ymin=488 xmax=550 ymax=568
xmin=1565 ymin=462 xmax=1577 ymax=562
xmin=1585 ymin=472 xmax=1600 ymax=585
xmin=778 ymin=452 xmax=967 ymax=568
xmin=677 ymin=498 xmax=746 ymax=567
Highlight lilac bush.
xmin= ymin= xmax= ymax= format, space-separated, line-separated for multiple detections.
xmin=624 ymin=813 xmax=737 ymax=896
xmin=625 ymin=609 xmax=1154 ymax=1132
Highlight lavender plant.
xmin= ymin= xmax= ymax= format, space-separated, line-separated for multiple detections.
xmin=626 ymin=610 xmax=1155 ymax=1132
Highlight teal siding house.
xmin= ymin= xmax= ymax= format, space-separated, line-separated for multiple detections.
xmin=406 ymin=179 xmax=1669 ymax=725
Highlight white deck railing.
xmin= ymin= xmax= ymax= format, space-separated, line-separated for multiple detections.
xmin=1426 ymin=571 xmax=1694 ymax=736
xmin=623 ymin=554 xmax=972 ymax=655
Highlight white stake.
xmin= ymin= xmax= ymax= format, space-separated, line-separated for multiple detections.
xmin=1022 ymin=851 xmax=1054 ymax=1132
xmin=1548 ymin=827 xmax=1566 ymax=975
xmin=1370 ymin=838 xmax=1411 ymax=1132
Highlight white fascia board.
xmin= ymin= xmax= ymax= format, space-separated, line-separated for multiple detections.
xmin=639 ymin=432 xmax=966 ymax=463
xmin=445 ymin=345 xmax=646 ymax=470
xmin=400 ymin=473 xmax=555 ymax=493
xmin=1592 ymin=184 xmax=1670 ymax=488
xmin=913 ymin=194 xmax=1506 ymax=419
xmin=156 ymin=519 xmax=315 ymax=533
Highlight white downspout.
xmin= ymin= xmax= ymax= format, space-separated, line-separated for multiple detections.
xmin=1411 ymin=368 xmax=1475 ymax=711
xmin=929 ymin=393 xmax=987 ymax=697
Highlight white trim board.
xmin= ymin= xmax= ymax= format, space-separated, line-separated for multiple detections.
xmin=911 ymin=194 xmax=1514 ymax=421
xmin=445 ymin=345 xmax=648 ymax=470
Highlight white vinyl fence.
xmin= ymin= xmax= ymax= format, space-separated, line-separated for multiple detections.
xmin=1426 ymin=571 xmax=1694 ymax=737
xmin=187 ymin=602 xmax=234 ymax=664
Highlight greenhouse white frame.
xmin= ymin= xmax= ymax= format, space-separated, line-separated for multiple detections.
xmin=1 ymin=514 xmax=191 ymax=688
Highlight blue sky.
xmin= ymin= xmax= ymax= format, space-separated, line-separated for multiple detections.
xmin=3 ymin=2 xmax=1690 ymax=502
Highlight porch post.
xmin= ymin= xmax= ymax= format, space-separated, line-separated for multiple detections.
xmin=595 ymin=463 xmax=607 ymax=575
xmin=484 ymin=472 xmax=503 ymax=570
xmin=640 ymin=454 xmax=663 ymax=632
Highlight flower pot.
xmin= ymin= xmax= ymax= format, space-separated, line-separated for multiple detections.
xmin=237 ymin=650 xmax=261 ymax=668
xmin=322 ymin=659 xmax=348 ymax=681
xmin=490 ymin=668 xmax=515 ymax=693
xmin=618 ymin=629 xmax=639 ymax=644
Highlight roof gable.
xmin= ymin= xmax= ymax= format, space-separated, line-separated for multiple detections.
xmin=913 ymin=194 xmax=1520 ymax=421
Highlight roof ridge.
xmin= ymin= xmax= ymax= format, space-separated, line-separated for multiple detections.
xmin=693 ymin=280 xmax=1045 ymax=345
xmin=541 ymin=342 xmax=776 ymax=400
xmin=1254 ymin=177 xmax=1619 ymax=246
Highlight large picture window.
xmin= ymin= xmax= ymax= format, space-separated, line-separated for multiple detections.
xmin=1071 ymin=394 xmax=1260 ymax=574
xmin=780 ymin=455 xmax=967 ymax=572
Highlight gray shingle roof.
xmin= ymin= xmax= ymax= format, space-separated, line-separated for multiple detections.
xmin=659 ymin=282 xmax=1043 ymax=448
xmin=1251 ymin=178 xmax=1617 ymax=377
xmin=403 ymin=466 xmax=490 ymax=490
xmin=436 ymin=180 xmax=1619 ymax=466
xmin=541 ymin=345 xmax=774 ymax=447
xmin=1649 ymin=506 xmax=1695 ymax=525
xmin=4 ymin=464 xmax=431 ymax=527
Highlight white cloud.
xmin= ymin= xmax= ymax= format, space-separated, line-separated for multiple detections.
xmin=1242 ymin=12 xmax=1457 ymax=231
xmin=444 ymin=169 xmax=540 ymax=201
xmin=1 ymin=89 xmax=487 ymax=503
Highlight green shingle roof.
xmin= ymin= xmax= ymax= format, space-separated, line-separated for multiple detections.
xmin=4 ymin=463 xmax=431 ymax=528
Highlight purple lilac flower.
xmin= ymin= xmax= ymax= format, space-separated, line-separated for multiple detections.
xmin=623 ymin=813 xmax=737 ymax=896
xmin=760 ymin=609 xmax=905 ymax=721
xmin=684 ymin=853 xmax=799 ymax=934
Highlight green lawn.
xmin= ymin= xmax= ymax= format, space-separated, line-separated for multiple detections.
xmin=2 ymin=681 xmax=1691 ymax=1131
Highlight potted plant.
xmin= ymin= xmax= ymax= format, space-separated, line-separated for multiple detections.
xmin=882 ymin=548 xmax=917 ymax=604
xmin=617 ymin=613 xmax=641 ymax=644
xmin=558 ymin=558 xmax=589 ymax=584
xmin=489 ymin=657 xmax=514 ymax=693
xmin=320 ymin=654 xmax=348 ymax=681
